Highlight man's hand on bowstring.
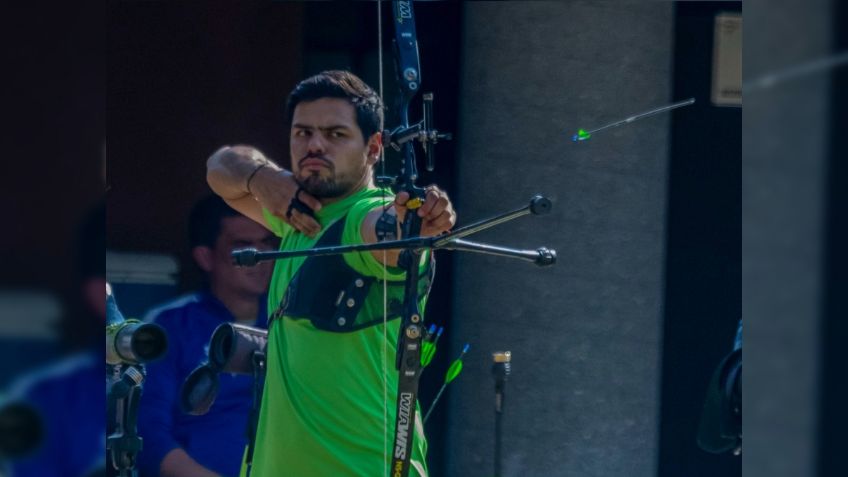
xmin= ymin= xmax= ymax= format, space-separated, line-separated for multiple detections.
xmin=207 ymin=145 xmax=324 ymax=238
xmin=249 ymin=164 xmax=323 ymax=238
xmin=394 ymin=186 xmax=456 ymax=238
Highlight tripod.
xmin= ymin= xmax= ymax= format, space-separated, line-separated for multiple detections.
xmin=242 ymin=351 xmax=266 ymax=477
xmin=106 ymin=364 xmax=145 ymax=477
xmin=492 ymin=351 xmax=511 ymax=477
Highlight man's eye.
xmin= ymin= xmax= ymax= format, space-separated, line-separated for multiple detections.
xmin=330 ymin=131 xmax=345 ymax=138
xmin=294 ymin=130 xmax=309 ymax=137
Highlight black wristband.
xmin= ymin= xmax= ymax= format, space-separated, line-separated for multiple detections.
xmin=245 ymin=163 xmax=268 ymax=195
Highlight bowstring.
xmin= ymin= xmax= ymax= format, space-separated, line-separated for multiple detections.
xmin=377 ymin=2 xmax=389 ymax=477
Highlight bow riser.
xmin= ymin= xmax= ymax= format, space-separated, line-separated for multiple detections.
xmin=388 ymin=2 xmax=428 ymax=476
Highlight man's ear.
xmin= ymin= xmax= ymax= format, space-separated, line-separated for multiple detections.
xmin=192 ymin=246 xmax=214 ymax=273
xmin=366 ymin=132 xmax=382 ymax=166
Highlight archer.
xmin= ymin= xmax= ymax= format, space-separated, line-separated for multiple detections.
xmin=206 ymin=70 xmax=456 ymax=477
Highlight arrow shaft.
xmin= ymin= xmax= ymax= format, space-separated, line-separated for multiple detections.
xmin=585 ymin=97 xmax=695 ymax=136
xmin=423 ymin=382 xmax=448 ymax=423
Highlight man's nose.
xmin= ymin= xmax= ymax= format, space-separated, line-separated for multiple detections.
xmin=307 ymin=133 xmax=326 ymax=154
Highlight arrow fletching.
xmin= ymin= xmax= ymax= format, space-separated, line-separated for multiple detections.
xmin=444 ymin=343 xmax=470 ymax=383
xmin=571 ymin=128 xmax=591 ymax=142
xmin=421 ymin=342 xmax=436 ymax=367
xmin=424 ymin=342 xmax=471 ymax=423
xmin=421 ymin=324 xmax=440 ymax=367
xmin=445 ymin=360 xmax=463 ymax=383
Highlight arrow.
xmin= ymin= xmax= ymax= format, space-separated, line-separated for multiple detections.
xmin=423 ymin=343 xmax=470 ymax=423
xmin=421 ymin=325 xmax=444 ymax=367
xmin=572 ymin=97 xmax=695 ymax=142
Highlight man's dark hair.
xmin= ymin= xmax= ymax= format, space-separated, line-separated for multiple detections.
xmin=188 ymin=195 xmax=242 ymax=248
xmin=285 ymin=70 xmax=384 ymax=140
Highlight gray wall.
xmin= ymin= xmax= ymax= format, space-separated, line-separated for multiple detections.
xmin=744 ymin=0 xmax=833 ymax=476
xmin=446 ymin=2 xmax=673 ymax=476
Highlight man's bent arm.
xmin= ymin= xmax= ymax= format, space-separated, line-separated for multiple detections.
xmin=206 ymin=145 xmax=281 ymax=229
xmin=206 ymin=145 xmax=322 ymax=236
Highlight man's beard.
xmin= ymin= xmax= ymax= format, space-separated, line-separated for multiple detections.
xmin=296 ymin=171 xmax=352 ymax=198
xmin=294 ymin=153 xmax=370 ymax=198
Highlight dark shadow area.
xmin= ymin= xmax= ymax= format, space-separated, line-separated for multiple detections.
xmin=658 ymin=3 xmax=742 ymax=477
xmin=817 ymin=1 xmax=848 ymax=475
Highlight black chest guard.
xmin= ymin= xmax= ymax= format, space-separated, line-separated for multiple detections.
xmin=271 ymin=217 xmax=434 ymax=333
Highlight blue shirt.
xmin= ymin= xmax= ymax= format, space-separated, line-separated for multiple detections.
xmin=5 ymin=350 xmax=106 ymax=477
xmin=137 ymin=291 xmax=267 ymax=477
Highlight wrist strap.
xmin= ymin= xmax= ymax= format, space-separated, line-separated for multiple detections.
xmin=245 ymin=163 xmax=268 ymax=195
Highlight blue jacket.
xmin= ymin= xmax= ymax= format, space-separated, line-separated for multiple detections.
xmin=137 ymin=291 xmax=267 ymax=477
xmin=5 ymin=351 xmax=106 ymax=477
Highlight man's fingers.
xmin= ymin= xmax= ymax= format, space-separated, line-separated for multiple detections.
xmin=420 ymin=195 xmax=449 ymax=219
xmin=418 ymin=188 xmax=448 ymax=217
xmin=395 ymin=191 xmax=410 ymax=205
xmin=286 ymin=211 xmax=308 ymax=234
xmin=417 ymin=195 xmax=435 ymax=216
xmin=285 ymin=185 xmax=321 ymax=236
xmin=289 ymin=209 xmax=321 ymax=237
xmin=423 ymin=202 xmax=456 ymax=232
xmin=395 ymin=189 xmax=454 ymax=229
xmin=304 ymin=215 xmax=322 ymax=237
xmin=423 ymin=214 xmax=454 ymax=235
xmin=296 ymin=190 xmax=322 ymax=213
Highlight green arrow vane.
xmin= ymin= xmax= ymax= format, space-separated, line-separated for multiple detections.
xmin=423 ymin=343 xmax=470 ymax=423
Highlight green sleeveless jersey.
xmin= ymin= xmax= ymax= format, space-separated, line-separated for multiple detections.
xmin=249 ymin=187 xmax=429 ymax=477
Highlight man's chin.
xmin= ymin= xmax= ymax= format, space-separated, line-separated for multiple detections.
xmin=299 ymin=178 xmax=349 ymax=199
xmin=297 ymin=176 xmax=326 ymax=193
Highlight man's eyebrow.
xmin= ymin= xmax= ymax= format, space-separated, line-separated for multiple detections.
xmin=291 ymin=123 xmax=352 ymax=131
xmin=318 ymin=125 xmax=352 ymax=132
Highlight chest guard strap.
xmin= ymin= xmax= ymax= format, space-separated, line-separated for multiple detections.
xmin=272 ymin=217 xmax=434 ymax=333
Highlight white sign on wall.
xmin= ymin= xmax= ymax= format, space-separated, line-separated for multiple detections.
xmin=712 ymin=13 xmax=742 ymax=106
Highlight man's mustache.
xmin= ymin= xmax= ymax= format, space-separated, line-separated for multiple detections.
xmin=298 ymin=153 xmax=333 ymax=169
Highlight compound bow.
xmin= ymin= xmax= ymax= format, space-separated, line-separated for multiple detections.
xmin=231 ymin=2 xmax=556 ymax=476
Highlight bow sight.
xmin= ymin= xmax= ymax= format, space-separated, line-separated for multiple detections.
xmin=381 ymin=92 xmax=452 ymax=174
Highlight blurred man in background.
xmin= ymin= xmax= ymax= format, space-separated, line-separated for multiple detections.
xmin=2 ymin=199 xmax=106 ymax=477
xmin=137 ymin=195 xmax=277 ymax=477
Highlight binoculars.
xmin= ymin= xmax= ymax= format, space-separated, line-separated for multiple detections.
xmin=179 ymin=323 xmax=268 ymax=415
